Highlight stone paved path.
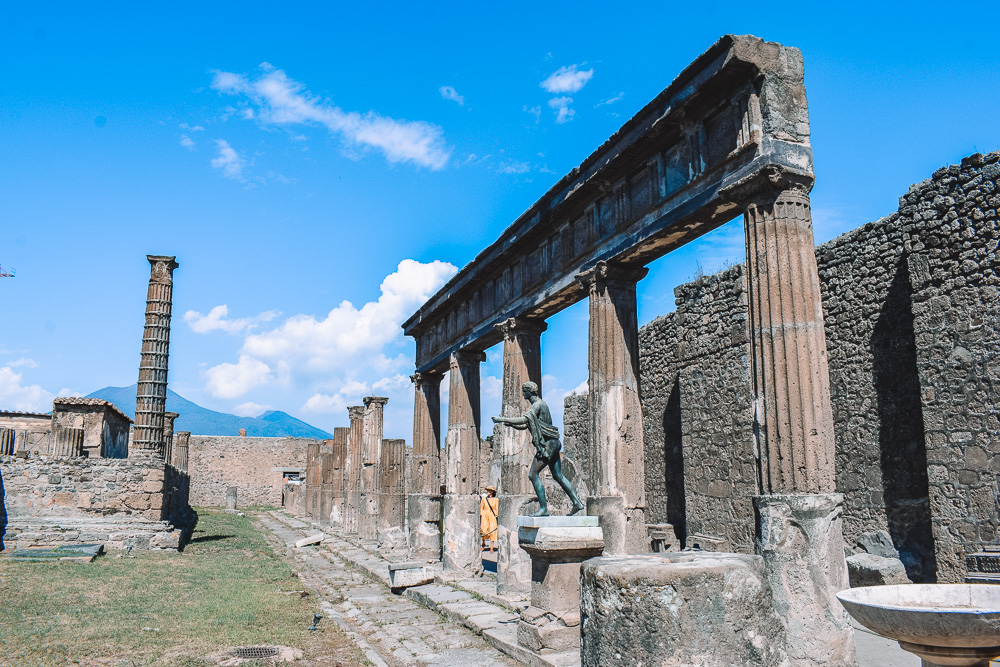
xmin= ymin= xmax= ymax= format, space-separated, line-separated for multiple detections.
xmin=257 ymin=511 xmax=522 ymax=667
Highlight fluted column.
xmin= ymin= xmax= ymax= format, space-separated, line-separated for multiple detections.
xmin=494 ymin=317 xmax=546 ymax=593
xmin=319 ymin=439 xmax=334 ymax=526
xmin=409 ymin=370 xmax=444 ymax=560
xmin=330 ymin=427 xmax=349 ymax=527
xmin=360 ymin=396 xmax=388 ymax=541
xmin=726 ymin=166 xmax=856 ymax=667
xmin=172 ymin=431 xmax=190 ymax=473
xmin=305 ymin=441 xmax=322 ymax=518
xmin=132 ymin=255 xmax=178 ymax=458
xmin=344 ymin=405 xmax=365 ymax=536
xmin=162 ymin=412 xmax=179 ymax=468
xmin=577 ymin=260 xmax=649 ymax=554
xmin=378 ymin=438 xmax=407 ymax=551
xmin=442 ymin=349 xmax=486 ymax=572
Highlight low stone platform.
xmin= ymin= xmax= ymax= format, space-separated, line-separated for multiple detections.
xmin=4 ymin=515 xmax=183 ymax=551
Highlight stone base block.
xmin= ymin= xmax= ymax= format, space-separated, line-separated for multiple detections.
xmin=755 ymin=493 xmax=858 ymax=667
xmin=846 ymin=553 xmax=911 ymax=588
xmin=586 ymin=495 xmax=648 ymax=555
xmin=497 ymin=494 xmax=536 ymax=595
xmin=442 ymin=493 xmax=480 ymax=573
xmin=580 ymin=552 xmax=790 ymax=667
xmin=388 ymin=561 xmax=435 ymax=589
xmin=329 ymin=498 xmax=345 ymax=528
xmin=407 ymin=493 xmax=442 ymax=561
xmin=516 ymin=618 xmax=578 ymax=654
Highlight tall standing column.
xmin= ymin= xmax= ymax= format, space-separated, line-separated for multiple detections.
xmin=132 ymin=255 xmax=178 ymax=458
xmin=576 ymin=261 xmax=649 ymax=555
xmin=442 ymin=350 xmax=486 ymax=572
xmin=330 ymin=427 xmax=349 ymax=527
xmin=344 ymin=405 xmax=365 ymax=536
xmin=728 ymin=167 xmax=856 ymax=667
xmin=378 ymin=438 xmax=407 ymax=552
xmin=162 ymin=412 xmax=179 ymax=468
xmin=360 ymin=396 xmax=388 ymax=542
xmin=409 ymin=371 xmax=444 ymax=561
xmin=172 ymin=431 xmax=190 ymax=473
xmin=494 ymin=317 xmax=546 ymax=594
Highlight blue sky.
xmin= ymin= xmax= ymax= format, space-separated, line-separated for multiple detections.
xmin=2 ymin=2 xmax=998 ymax=440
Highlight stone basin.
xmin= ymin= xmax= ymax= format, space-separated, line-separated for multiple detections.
xmin=837 ymin=584 xmax=1000 ymax=666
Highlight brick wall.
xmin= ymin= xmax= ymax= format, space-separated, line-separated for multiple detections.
xmin=187 ymin=435 xmax=312 ymax=507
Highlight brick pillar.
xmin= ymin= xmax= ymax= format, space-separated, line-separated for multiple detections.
xmin=360 ymin=396 xmax=388 ymax=541
xmin=726 ymin=167 xmax=856 ymax=666
xmin=330 ymin=427 xmax=348 ymax=527
xmin=132 ymin=255 xmax=178 ymax=458
xmin=494 ymin=317 xmax=546 ymax=594
xmin=409 ymin=370 xmax=444 ymax=561
xmin=442 ymin=350 xmax=486 ymax=572
xmin=577 ymin=261 xmax=649 ymax=555
xmin=344 ymin=406 xmax=365 ymax=535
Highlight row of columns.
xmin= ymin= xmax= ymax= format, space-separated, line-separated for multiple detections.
xmin=409 ymin=176 xmax=853 ymax=662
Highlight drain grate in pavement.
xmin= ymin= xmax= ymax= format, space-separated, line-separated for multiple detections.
xmin=230 ymin=646 xmax=280 ymax=659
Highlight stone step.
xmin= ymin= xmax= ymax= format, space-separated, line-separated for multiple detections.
xmin=5 ymin=516 xmax=182 ymax=551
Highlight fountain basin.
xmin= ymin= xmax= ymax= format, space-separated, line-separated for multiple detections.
xmin=838 ymin=584 xmax=1000 ymax=666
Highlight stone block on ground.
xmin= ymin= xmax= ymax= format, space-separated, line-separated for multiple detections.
xmin=846 ymin=553 xmax=911 ymax=587
xmin=294 ymin=533 xmax=325 ymax=547
xmin=388 ymin=561 xmax=435 ymax=589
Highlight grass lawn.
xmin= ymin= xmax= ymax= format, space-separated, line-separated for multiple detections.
xmin=0 ymin=509 xmax=364 ymax=667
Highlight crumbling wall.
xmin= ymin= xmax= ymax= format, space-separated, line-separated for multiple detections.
xmin=187 ymin=435 xmax=312 ymax=507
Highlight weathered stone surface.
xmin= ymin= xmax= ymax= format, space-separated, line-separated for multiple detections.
xmin=580 ymin=552 xmax=790 ymax=667
xmin=846 ymin=553 xmax=911 ymax=588
xmin=442 ymin=493 xmax=480 ymax=572
xmin=756 ymin=493 xmax=857 ymax=667
xmin=407 ymin=493 xmax=442 ymax=561
xmin=388 ymin=562 xmax=435 ymax=589
xmin=187 ymin=435 xmax=312 ymax=507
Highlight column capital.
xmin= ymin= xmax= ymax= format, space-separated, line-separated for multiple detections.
xmin=494 ymin=316 xmax=548 ymax=340
xmin=575 ymin=261 xmax=648 ymax=292
xmin=410 ymin=370 xmax=444 ymax=387
xmin=718 ymin=165 xmax=814 ymax=208
xmin=363 ymin=395 xmax=389 ymax=408
xmin=146 ymin=255 xmax=179 ymax=283
xmin=348 ymin=405 xmax=365 ymax=421
xmin=450 ymin=349 xmax=487 ymax=368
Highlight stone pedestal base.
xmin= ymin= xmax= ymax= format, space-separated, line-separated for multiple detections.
xmin=442 ymin=493 xmax=480 ymax=573
xmin=755 ymin=493 xmax=857 ymax=667
xmin=329 ymin=498 xmax=345 ymax=528
xmin=407 ymin=493 xmax=442 ymax=561
xmin=517 ymin=516 xmax=604 ymax=655
xmin=586 ymin=495 xmax=647 ymax=554
xmin=496 ymin=494 xmax=534 ymax=595
xmin=579 ymin=552 xmax=790 ymax=667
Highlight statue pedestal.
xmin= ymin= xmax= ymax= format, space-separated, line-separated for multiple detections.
xmin=517 ymin=515 xmax=604 ymax=654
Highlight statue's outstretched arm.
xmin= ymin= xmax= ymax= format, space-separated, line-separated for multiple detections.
xmin=491 ymin=415 xmax=528 ymax=430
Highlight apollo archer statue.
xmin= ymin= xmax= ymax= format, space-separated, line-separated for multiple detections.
xmin=491 ymin=381 xmax=585 ymax=517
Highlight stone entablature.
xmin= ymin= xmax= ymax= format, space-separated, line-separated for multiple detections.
xmin=404 ymin=34 xmax=812 ymax=373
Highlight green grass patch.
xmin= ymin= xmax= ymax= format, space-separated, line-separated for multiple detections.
xmin=0 ymin=509 xmax=362 ymax=666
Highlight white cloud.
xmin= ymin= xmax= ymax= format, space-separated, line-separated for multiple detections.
xmin=242 ymin=259 xmax=457 ymax=372
xmin=185 ymin=305 xmax=279 ymax=334
xmin=564 ymin=380 xmax=588 ymax=398
xmin=180 ymin=134 xmax=195 ymax=150
xmin=302 ymin=392 xmax=347 ymax=414
xmin=8 ymin=357 xmax=37 ymax=368
xmin=439 ymin=85 xmax=464 ymax=106
xmin=211 ymin=65 xmax=451 ymax=170
xmin=373 ymin=374 xmax=411 ymax=393
xmin=179 ymin=123 xmax=205 ymax=131
xmin=597 ymin=92 xmax=625 ymax=106
xmin=232 ymin=401 xmax=272 ymax=417
xmin=541 ymin=64 xmax=593 ymax=94
xmin=203 ymin=354 xmax=273 ymax=399
xmin=0 ymin=366 xmax=54 ymax=412
xmin=211 ymin=139 xmax=245 ymax=180
xmin=498 ymin=160 xmax=531 ymax=174
xmin=548 ymin=96 xmax=575 ymax=124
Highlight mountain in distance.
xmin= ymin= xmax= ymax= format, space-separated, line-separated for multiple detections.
xmin=85 ymin=385 xmax=333 ymax=439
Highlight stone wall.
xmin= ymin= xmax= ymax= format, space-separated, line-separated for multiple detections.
xmin=0 ymin=412 xmax=52 ymax=455
xmin=568 ymin=151 xmax=999 ymax=580
xmin=187 ymin=435 xmax=312 ymax=507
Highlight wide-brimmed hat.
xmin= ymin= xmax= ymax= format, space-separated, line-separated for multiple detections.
xmin=484 ymin=485 xmax=497 ymax=493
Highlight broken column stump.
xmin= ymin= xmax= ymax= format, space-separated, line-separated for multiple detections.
xmin=517 ymin=515 xmax=604 ymax=655
xmin=580 ymin=552 xmax=790 ymax=667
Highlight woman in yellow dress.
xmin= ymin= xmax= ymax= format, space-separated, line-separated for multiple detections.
xmin=480 ymin=486 xmax=499 ymax=552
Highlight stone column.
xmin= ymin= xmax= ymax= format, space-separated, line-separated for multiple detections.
xmin=344 ymin=405 xmax=365 ymax=536
xmin=378 ymin=438 xmax=407 ymax=552
xmin=330 ymin=427 xmax=348 ymax=527
xmin=360 ymin=396 xmax=388 ymax=542
xmin=576 ymin=261 xmax=649 ymax=554
xmin=494 ymin=317 xmax=547 ymax=594
xmin=409 ymin=371 xmax=444 ymax=561
xmin=319 ymin=440 xmax=334 ymax=526
xmin=173 ymin=431 xmax=190 ymax=473
xmin=727 ymin=167 xmax=856 ymax=666
xmin=132 ymin=255 xmax=178 ymax=458
xmin=161 ymin=412 xmax=179 ymax=468
xmin=305 ymin=441 xmax=321 ymax=518
xmin=442 ymin=349 xmax=486 ymax=572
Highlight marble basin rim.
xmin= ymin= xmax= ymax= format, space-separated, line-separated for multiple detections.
xmin=836 ymin=584 xmax=1000 ymax=648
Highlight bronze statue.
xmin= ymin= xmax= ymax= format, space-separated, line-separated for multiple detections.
xmin=492 ymin=381 xmax=585 ymax=517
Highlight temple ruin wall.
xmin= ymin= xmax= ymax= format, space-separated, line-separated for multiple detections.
xmin=187 ymin=435 xmax=313 ymax=507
